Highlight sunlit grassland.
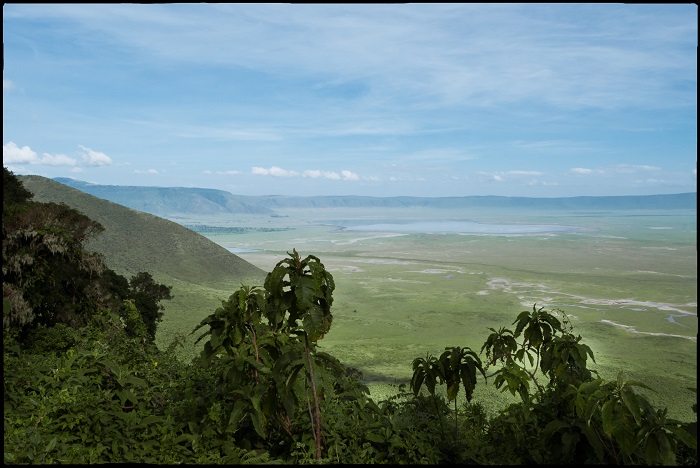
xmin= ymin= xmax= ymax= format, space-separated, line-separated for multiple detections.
xmin=156 ymin=207 xmax=697 ymax=421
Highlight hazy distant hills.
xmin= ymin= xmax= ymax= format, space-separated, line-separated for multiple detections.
xmin=20 ymin=176 xmax=265 ymax=288
xmin=53 ymin=177 xmax=277 ymax=217
xmin=52 ymin=178 xmax=696 ymax=214
xmin=251 ymin=193 xmax=697 ymax=210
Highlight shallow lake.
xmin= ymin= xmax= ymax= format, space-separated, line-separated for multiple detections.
xmin=340 ymin=220 xmax=576 ymax=234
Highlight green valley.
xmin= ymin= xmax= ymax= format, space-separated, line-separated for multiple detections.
xmin=5 ymin=172 xmax=697 ymax=464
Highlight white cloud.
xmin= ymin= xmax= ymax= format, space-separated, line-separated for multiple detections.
xmin=3 ymin=79 xmax=15 ymax=92
xmin=303 ymin=169 xmax=341 ymax=180
xmin=251 ymin=166 xmax=299 ymax=177
xmin=571 ymin=165 xmax=660 ymax=176
xmin=253 ymin=166 xmax=359 ymax=181
xmin=342 ymin=170 xmax=359 ymax=181
xmin=3 ymin=141 xmax=37 ymax=164
xmin=570 ymin=167 xmax=596 ymax=175
xmin=203 ymin=169 xmax=240 ymax=175
xmin=40 ymin=153 xmax=77 ymax=166
xmin=614 ymin=164 xmax=661 ymax=173
xmin=78 ymin=145 xmax=113 ymax=166
xmin=134 ymin=169 xmax=159 ymax=174
xmin=3 ymin=143 xmax=79 ymax=167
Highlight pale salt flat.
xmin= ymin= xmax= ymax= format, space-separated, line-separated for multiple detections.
xmin=330 ymin=233 xmax=407 ymax=245
xmin=347 ymin=258 xmax=416 ymax=265
xmin=407 ymin=269 xmax=464 ymax=275
xmin=342 ymin=220 xmax=576 ymax=235
xmin=385 ymin=277 xmax=431 ymax=284
xmin=485 ymin=276 xmax=697 ymax=330
xmin=600 ymin=320 xmax=696 ymax=341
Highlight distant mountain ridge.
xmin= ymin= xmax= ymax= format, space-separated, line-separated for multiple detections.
xmin=53 ymin=177 xmax=696 ymax=214
xmin=251 ymin=193 xmax=697 ymax=210
xmin=53 ymin=177 xmax=277 ymax=217
xmin=21 ymin=176 xmax=265 ymax=288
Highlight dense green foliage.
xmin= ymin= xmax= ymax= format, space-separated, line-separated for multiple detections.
xmin=4 ymin=168 xmax=697 ymax=464
xmin=3 ymin=168 xmax=173 ymax=343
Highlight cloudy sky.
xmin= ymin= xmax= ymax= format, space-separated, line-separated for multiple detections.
xmin=3 ymin=3 xmax=697 ymax=197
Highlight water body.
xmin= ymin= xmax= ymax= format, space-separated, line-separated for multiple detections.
xmin=226 ymin=247 xmax=259 ymax=253
xmin=341 ymin=220 xmax=575 ymax=235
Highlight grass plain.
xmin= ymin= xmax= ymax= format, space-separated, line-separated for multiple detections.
xmin=155 ymin=206 xmax=697 ymax=421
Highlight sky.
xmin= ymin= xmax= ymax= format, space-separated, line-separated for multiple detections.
xmin=3 ymin=3 xmax=697 ymax=198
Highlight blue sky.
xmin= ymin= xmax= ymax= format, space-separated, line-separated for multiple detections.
xmin=3 ymin=3 xmax=697 ymax=197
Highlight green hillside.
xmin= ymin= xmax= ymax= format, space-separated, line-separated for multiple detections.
xmin=21 ymin=175 xmax=265 ymax=288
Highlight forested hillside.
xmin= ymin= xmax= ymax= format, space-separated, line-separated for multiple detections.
xmin=4 ymin=168 xmax=697 ymax=464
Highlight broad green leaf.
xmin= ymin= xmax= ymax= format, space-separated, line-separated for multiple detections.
xmin=302 ymin=305 xmax=331 ymax=342
xmin=365 ymin=433 xmax=385 ymax=444
xmin=446 ymin=381 xmax=459 ymax=401
xmin=620 ymin=387 xmax=643 ymax=425
xmin=140 ymin=415 xmax=162 ymax=426
xmin=670 ymin=426 xmax=697 ymax=450
xmin=542 ymin=419 xmax=568 ymax=439
xmin=227 ymin=400 xmax=248 ymax=433
xmin=125 ymin=375 xmax=147 ymax=388
xmin=601 ymin=400 xmax=616 ymax=437
xmin=657 ymin=431 xmax=675 ymax=466
xmin=644 ymin=437 xmax=660 ymax=466
xmin=561 ymin=431 xmax=579 ymax=459
xmin=579 ymin=424 xmax=605 ymax=462
xmin=45 ymin=437 xmax=57 ymax=453
xmin=249 ymin=411 xmax=266 ymax=438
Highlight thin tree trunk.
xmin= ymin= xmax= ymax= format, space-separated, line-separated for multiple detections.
xmin=304 ymin=334 xmax=322 ymax=460
xmin=248 ymin=324 xmax=260 ymax=384
xmin=305 ymin=385 xmax=316 ymax=446
xmin=454 ymin=398 xmax=458 ymax=439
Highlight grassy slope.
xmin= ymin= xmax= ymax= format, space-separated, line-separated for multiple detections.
xmin=19 ymin=175 xmax=267 ymax=354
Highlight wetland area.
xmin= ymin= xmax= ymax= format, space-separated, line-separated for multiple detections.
xmin=161 ymin=206 xmax=697 ymax=420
